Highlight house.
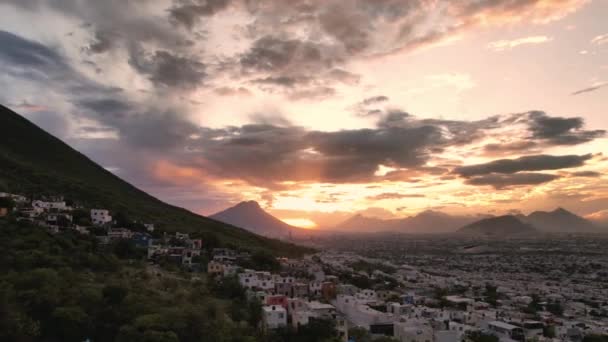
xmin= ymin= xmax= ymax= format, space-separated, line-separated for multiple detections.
xmin=132 ymin=232 xmax=152 ymax=248
xmin=91 ymin=209 xmax=112 ymax=225
xmin=182 ymin=248 xmax=201 ymax=266
xmin=321 ymin=281 xmax=337 ymax=301
xmin=266 ymin=295 xmax=288 ymax=309
xmin=108 ymin=228 xmax=133 ymax=240
xmin=291 ymin=282 xmax=309 ymax=298
xmin=32 ymin=200 xmax=68 ymax=211
xmin=262 ymin=305 xmax=287 ymax=330
xmin=175 ymin=232 xmax=189 ymax=240
xmin=208 ymin=261 xmax=224 ymax=276
xmin=222 ymin=264 xmax=239 ymax=277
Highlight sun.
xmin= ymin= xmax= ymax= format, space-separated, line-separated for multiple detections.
xmin=281 ymin=218 xmax=318 ymax=229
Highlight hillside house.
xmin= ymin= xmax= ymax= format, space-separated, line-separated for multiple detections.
xmin=262 ymin=305 xmax=287 ymax=330
xmin=91 ymin=209 xmax=112 ymax=225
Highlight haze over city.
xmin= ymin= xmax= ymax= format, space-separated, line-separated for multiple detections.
xmin=1 ymin=0 xmax=607 ymax=229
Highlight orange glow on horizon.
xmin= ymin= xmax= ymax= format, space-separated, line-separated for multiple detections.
xmin=281 ymin=218 xmax=318 ymax=229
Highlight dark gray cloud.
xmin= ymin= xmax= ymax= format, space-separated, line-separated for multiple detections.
xmin=129 ymin=48 xmax=206 ymax=89
xmin=85 ymin=29 xmax=119 ymax=54
xmin=74 ymin=96 xmax=199 ymax=149
xmin=0 ymin=30 xmax=120 ymax=97
xmin=2 ymin=0 xmax=189 ymax=49
xmin=362 ymin=96 xmax=389 ymax=105
xmin=570 ymin=171 xmax=602 ymax=178
xmin=252 ymin=76 xmax=312 ymax=88
xmin=483 ymin=141 xmax=538 ymax=155
xmin=465 ymin=173 xmax=560 ymax=189
xmin=527 ymin=111 xmax=605 ymax=145
xmin=0 ymin=30 xmax=70 ymax=74
xmin=571 ymin=83 xmax=607 ymax=95
xmin=240 ymin=36 xmax=331 ymax=73
xmin=169 ymin=0 xmax=231 ymax=29
xmin=455 ymin=154 xmax=593 ymax=177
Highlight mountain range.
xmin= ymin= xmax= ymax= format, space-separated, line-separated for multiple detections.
xmin=333 ymin=210 xmax=490 ymax=233
xmin=333 ymin=208 xmax=600 ymax=235
xmin=0 ymin=105 xmax=310 ymax=256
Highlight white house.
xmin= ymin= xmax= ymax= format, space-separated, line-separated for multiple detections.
xmin=91 ymin=209 xmax=112 ymax=225
xmin=33 ymin=200 xmax=68 ymax=211
xmin=262 ymin=305 xmax=287 ymax=330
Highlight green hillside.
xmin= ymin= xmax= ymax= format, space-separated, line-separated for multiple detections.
xmin=0 ymin=105 xmax=311 ymax=256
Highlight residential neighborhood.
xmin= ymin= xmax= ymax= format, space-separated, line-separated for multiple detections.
xmin=1 ymin=191 xmax=608 ymax=342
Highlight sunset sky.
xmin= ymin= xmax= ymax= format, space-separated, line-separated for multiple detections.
xmin=1 ymin=0 xmax=607 ymax=228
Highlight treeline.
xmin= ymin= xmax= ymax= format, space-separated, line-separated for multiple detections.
xmin=0 ymin=219 xmax=262 ymax=341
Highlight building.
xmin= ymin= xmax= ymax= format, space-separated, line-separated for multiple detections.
xmin=32 ymin=200 xmax=68 ymax=211
xmin=208 ymin=261 xmax=224 ymax=276
xmin=262 ymin=305 xmax=287 ymax=330
xmin=108 ymin=228 xmax=133 ymax=240
xmin=488 ymin=321 xmax=525 ymax=341
xmin=91 ymin=209 xmax=112 ymax=225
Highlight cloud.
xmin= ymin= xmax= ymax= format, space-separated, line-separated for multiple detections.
xmin=85 ymin=29 xmax=119 ymax=54
xmin=362 ymin=96 xmax=389 ymax=106
xmin=586 ymin=209 xmax=608 ymax=224
xmin=487 ymin=36 xmax=552 ymax=51
xmin=570 ymin=171 xmax=602 ymax=177
xmin=0 ymin=30 xmax=70 ymax=75
xmin=367 ymin=192 xmax=425 ymax=200
xmin=464 ymin=172 xmax=560 ymax=189
xmin=213 ymin=87 xmax=252 ymax=96
xmin=527 ymin=111 xmax=605 ymax=145
xmin=571 ymin=82 xmax=608 ymax=95
xmin=454 ymin=154 xmax=592 ymax=177
xmin=591 ymin=33 xmax=608 ymax=46
xmin=169 ymin=0 xmax=231 ymax=29
xmin=129 ymin=48 xmax=206 ymax=89
xmin=483 ymin=141 xmax=538 ymax=156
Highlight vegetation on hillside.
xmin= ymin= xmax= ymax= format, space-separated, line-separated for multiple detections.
xmin=0 ymin=105 xmax=311 ymax=257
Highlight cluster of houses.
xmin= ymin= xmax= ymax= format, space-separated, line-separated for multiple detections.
xmin=207 ymin=255 xmax=349 ymax=341
xmin=0 ymin=192 xmax=204 ymax=268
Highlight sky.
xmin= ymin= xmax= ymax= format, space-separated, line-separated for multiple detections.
xmin=0 ymin=0 xmax=607 ymax=229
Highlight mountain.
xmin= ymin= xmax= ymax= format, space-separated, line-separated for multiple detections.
xmin=0 ymin=105 xmax=310 ymax=256
xmin=458 ymin=215 xmax=536 ymax=237
xmin=395 ymin=210 xmax=485 ymax=234
xmin=334 ymin=210 xmax=485 ymax=233
xmin=333 ymin=214 xmax=391 ymax=232
xmin=523 ymin=208 xmax=598 ymax=233
xmin=210 ymin=201 xmax=304 ymax=238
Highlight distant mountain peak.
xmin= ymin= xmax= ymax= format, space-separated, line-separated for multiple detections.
xmin=552 ymin=207 xmax=572 ymax=215
xmin=234 ymin=200 xmax=262 ymax=210
xmin=458 ymin=215 xmax=536 ymax=236
xmin=210 ymin=200 xmax=300 ymax=238
xmin=524 ymin=207 xmax=596 ymax=233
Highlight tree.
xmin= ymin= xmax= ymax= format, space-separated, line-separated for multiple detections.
xmin=348 ymin=327 xmax=372 ymax=342
xmin=103 ymin=285 xmax=129 ymax=305
xmin=547 ymin=302 xmax=564 ymax=316
xmin=467 ymin=331 xmax=499 ymax=342
xmin=50 ymin=306 xmax=90 ymax=341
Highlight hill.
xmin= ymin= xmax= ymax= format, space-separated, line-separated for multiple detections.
xmin=0 ymin=104 xmax=310 ymax=256
xmin=458 ymin=215 xmax=536 ymax=237
xmin=333 ymin=214 xmax=390 ymax=232
xmin=210 ymin=201 xmax=304 ymax=238
xmin=334 ymin=210 xmax=484 ymax=233
xmin=523 ymin=208 xmax=598 ymax=233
